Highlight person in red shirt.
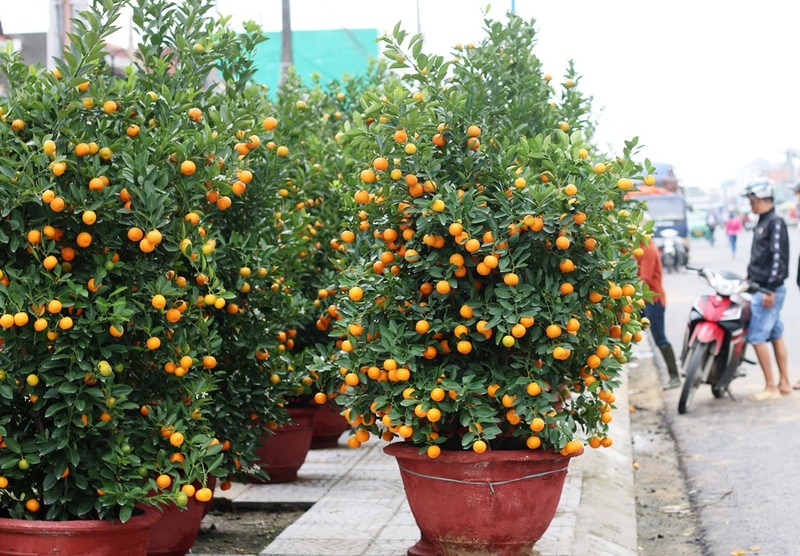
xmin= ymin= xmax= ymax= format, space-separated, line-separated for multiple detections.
xmin=638 ymin=234 xmax=681 ymax=389
xmin=725 ymin=212 xmax=743 ymax=258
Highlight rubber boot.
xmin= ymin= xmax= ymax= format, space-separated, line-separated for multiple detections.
xmin=659 ymin=344 xmax=681 ymax=390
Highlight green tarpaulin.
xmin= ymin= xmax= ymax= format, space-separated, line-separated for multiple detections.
xmin=252 ymin=28 xmax=377 ymax=92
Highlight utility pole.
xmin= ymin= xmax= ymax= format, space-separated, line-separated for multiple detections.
xmin=47 ymin=0 xmax=64 ymax=69
xmin=280 ymin=0 xmax=293 ymax=82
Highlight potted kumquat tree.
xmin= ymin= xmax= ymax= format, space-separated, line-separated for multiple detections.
xmin=311 ymin=11 xmax=654 ymax=555
xmin=0 ymin=0 xmax=288 ymax=553
xmin=266 ymin=66 xmax=402 ymax=449
xmin=203 ymin=70 xmax=327 ymax=484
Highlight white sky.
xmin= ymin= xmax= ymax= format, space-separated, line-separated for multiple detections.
xmin=5 ymin=1 xmax=800 ymax=191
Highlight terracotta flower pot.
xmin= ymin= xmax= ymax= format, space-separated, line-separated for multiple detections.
xmin=143 ymin=476 xmax=217 ymax=556
xmin=0 ymin=509 xmax=160 ymax=556
xmin=384 ymin=442 xmax=582 ymax=556
xmin=310 ymin=402 xmax=349 ymax=449
xmin=252 ymin=406 xmax=318 ymax=483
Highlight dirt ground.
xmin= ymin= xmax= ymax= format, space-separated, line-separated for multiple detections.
xmin=191 ymin=352 xmax=705 ymax=555
xmin=628 ymin=350 xmax=704 ymax=554
xmin=190 ymin=502 xmax=307 ymax=555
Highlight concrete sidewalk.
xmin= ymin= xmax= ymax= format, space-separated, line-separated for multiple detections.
xmin=195 ymin=355 xmax=643 ymax=556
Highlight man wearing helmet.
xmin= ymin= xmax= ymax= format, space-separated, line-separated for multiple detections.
xmin=744 ymin=179 xmax=791 ymax=400
xmin=794 ymin=182 xmax=800 ymax=390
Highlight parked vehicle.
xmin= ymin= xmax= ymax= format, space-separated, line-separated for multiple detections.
xmin=688 ymin=209 xmax=712 ymax=240
xmin=677 ymin=267 xmax=763 ymax=414
xmin=626 ymin=184 xmax=690 ymax=262
xmin=650 ymin=162 xmax=680 ymax=192
xmin=659 ymin=228 xmax=688 ymax=273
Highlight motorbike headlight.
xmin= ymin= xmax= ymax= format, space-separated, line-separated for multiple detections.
xmin=715 ymin=281 xmax=738 ymax=296
xmin=708 ymin=272 xmax=741 ymax=296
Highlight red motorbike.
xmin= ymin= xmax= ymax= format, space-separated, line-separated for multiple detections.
xmin=677 ymin=267 xmax=763 ymax=414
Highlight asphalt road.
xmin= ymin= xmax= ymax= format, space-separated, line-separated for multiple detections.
xmin=660 ymin=228 xmax=800 ymax=555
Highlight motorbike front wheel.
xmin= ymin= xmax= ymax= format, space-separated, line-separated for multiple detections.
xmin=678 ymin=342 xmax=714 ymax=414
xmin=662 ymin=252 xmax=676 ymax=273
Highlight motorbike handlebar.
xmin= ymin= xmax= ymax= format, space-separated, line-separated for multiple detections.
xmin=748 ymin=283 xmax=772 ymax=295
xmin=685 ymin=266 xmax=773 ymax=295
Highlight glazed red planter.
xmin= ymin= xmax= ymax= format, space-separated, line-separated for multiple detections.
xmin=310 ymin=402 xmax=349 ymax=449
xmin=0 ymin=509 xmax=160 ymax=556
xmin=384 ymin=442 xmax=582 ymax=556
xmin=143 ymin=500 xmax=205 ymax=556
xmin=252 ymin=406 xmax=318 ymax=483
xmin=144 ymin=476 xmax=216 ymax=556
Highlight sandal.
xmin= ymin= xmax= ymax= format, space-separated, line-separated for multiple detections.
xmin=749 ymin=390 xmax=781 ymax=401
xmin=793 ymin=382 xmax=800 ymax=391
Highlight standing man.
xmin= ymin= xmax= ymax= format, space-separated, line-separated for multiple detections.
xmin=638 ymin=221 xmax=681 ymax=389
xmin=794 ymin=183 xmax=800 ymax=390
xmin=744 ymin=179 xmax=791 ymax=400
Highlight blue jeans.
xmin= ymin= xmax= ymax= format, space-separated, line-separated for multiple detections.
xmin=643 ymin=302 xmax=669 ymax=347
xmin=747 ymin=285 xmax=786 ymax=344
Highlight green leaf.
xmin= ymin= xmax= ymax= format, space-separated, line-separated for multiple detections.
xmin=57 ymin=382 xmax=79 ymax=395
xmin=119 ymin=505 xmax=133 ymax=523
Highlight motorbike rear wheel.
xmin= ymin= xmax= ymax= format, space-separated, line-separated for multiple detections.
xmin=678 ymin=342 xmax=714 ymax=414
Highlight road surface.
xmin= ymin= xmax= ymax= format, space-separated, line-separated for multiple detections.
xmin=661 ymin=227 xmax=800 ymax=555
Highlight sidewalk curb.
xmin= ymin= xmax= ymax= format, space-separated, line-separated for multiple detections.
xmin=570 ymin=366 xmax=638 ymax=555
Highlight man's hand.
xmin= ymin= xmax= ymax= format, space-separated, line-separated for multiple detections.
xmin=762 ymin=291 xmax=776 ymax=308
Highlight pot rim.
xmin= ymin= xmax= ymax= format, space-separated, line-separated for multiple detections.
xmin=0 ymin=506 xmax=161 ymax=531
xmin=383 ymin=440 xmax=583 ymax=463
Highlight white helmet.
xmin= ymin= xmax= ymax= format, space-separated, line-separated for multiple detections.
xmin=743 ymin=178 xmax=774 ymax=199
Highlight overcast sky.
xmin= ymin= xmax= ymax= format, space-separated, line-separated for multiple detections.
xmin=5 ymin=1 xmax=800 ymax=191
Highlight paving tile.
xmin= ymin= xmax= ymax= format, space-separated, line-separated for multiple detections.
xmin=361 ymin=539 xmax=412 ymax=555
xmin=260 ymin=537 xmax=372 ymax=555
xmin=373 ymin=521 xmax=421 ymax=541
xmin=192 ymin=553 xmax=257 ymax=556
xmin=212 ymin=480 xmax=248 ymax=501
xmin=233 ymin=487 xmax=327 ymax=505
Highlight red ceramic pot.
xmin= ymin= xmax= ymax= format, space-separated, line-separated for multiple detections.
xmin=144 ymin=476 xmax=217 ymax=556
xmin=310 ymin=402 xmax=349 ymax=449
xmin=252 ymin=406 xmax=317 ymax=483
xmin=384 ymin=442 xmax=582 ymax=556
xmin=0 ymin=508 xmax=160 ymax=556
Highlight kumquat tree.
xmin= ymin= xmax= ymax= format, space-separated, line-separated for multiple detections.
xmin=264 ymin=65 xmax=402 ymax=378
xmin=0 ymin=0 xmax=290 ymax=520
xmin=311 ymin=12 xmax=657 ymax=457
